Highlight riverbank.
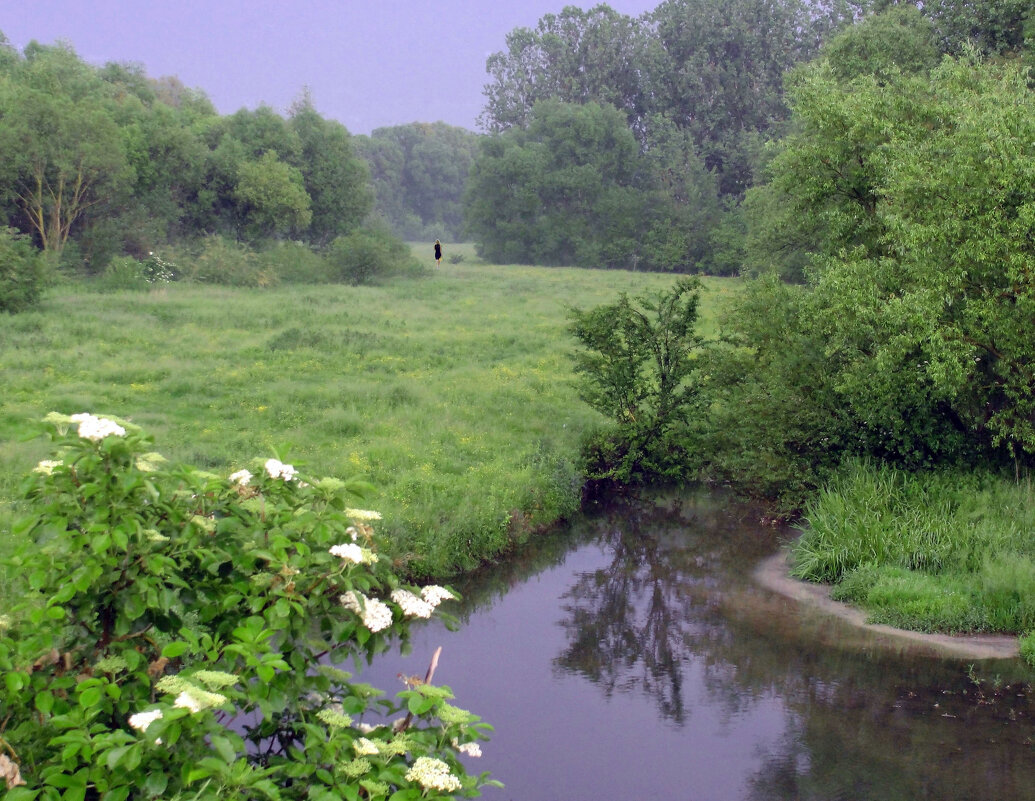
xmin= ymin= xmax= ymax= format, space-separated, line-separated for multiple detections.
xmin=755 ymin=550 xmax=1020 ymax=659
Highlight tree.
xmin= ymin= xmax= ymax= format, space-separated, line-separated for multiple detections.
xmin=568 ymin=276 xmax=704 ymax=482
xmin=465 ymin=100 xmax=646 ymax=268
xmin=820 ymin=4 xmax=940 ymax=81
xmin=289 ymin=92 xmax=372 ymax=245
xmin=480 ymin=4 xmax=649 ymax=137
xmin=0 ymin=43 xmax=131 ymax=255
xmin=353 ymin=122 xmax=477 ymax=241
xmin=745 ymin=52 xmax=1035 ymax=469
xmin=233 ymin=151 xmax=312 ymax=241
xmin=642 ymin=0 xmax=824 ymax=196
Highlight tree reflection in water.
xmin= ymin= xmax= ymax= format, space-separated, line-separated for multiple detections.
xmin=548 ymin=492 xmax=1035 ymax=801
xmin=552 ymin=493 xmax=775 ymax=724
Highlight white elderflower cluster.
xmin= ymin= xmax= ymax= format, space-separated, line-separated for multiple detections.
xmin=391 ymin=589 xmax=434 ymax=619
xmin=329 ymin=543 xmax=378 ymax=565
xmin=453 ymin=740 xmax=482 ymax=758
xmin=34 ymin=459 xmax=63 ymax=475
xmin=157 ymin=676 xmax=228 ymax=713
xmin=128 ymin=709 xmax=164 ymax=732
xmin=317 ymin=705 xmax=353 ymax=729
xmin=70 ymin=413 xmax=126 ymax=442
xmin=353 ymin=737 xmax=380 ymax=756
xmin=340 ymin=591 xmax=393 ymax=632
xmin=420 ymin=586 xmax=455 ymax=607
xmin=264 ymin=458 xmax=297 ymax=481
xmin=405 ymin=756 xmax=462 ymax=793
xmin=229 ymin=469 xmax=252 ymax=486
xmin=345 ymin=508 xmax=381 ymax=521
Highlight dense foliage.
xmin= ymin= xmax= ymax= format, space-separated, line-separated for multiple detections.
xmin=0 ymin=33 xmax=428 ymax=302
xmin=0 ymin=415 xmax=496 ymax=799
xmin=354 ymin=123 xmax=480 ymax=242
xmin=568 ymin=276 xmax=703 ymax=483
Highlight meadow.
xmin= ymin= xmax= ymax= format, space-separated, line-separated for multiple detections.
xmin=0 ymin=246 xmax=739 ymax=595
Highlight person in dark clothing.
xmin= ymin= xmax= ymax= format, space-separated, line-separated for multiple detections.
xmin=434 ymin=240 xmax=442 ymax=267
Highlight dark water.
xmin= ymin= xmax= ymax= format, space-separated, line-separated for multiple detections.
xmin=363 ymin=492 xmax=1035 ymax=801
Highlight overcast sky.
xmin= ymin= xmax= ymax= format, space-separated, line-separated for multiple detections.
xmin=2 ymin=1 xmax=660 ymax=135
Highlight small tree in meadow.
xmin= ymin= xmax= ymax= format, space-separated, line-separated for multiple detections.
xmin=567 ymin=276 xmax=704 ymax=483
xmin=0 ymin=414 xmax=497 ymax=800
xmin=0 ymin=227 xmax=47 ymax=313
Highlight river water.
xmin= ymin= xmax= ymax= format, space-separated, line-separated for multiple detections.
xmin=362 ymin=491 xmax=1035 ymax=801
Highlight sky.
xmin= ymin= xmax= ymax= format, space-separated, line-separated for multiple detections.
xmin=2 ymin=0 xmax=661 ymax=135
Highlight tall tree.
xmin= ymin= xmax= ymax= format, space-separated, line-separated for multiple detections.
xmin=642 ymin=0 xmax=823 ymax=197
xmin=480 ymin=4 xmax=649 ymax=137
xmin=289 ymin=92 xmax=371 ymax=245
xmin=0 ymin=43 xmax=130 ymax=255
xmin=465 ymin=100 xmax=646 ymax=268
xmin=354 ymin=122 xmax=479 ymax=240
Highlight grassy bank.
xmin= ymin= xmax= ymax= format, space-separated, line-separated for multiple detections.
xmin=0 ymin=252 xmax=738 ymax=594
xmin=791 ymin=460 xmax=1035 ymax=637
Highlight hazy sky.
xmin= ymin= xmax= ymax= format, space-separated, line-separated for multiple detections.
xmin=3 ymin=1 xmax=660 ymax=135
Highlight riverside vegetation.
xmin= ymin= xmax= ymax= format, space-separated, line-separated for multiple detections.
xmin=0 ymin=413 xmax=497 ymax=799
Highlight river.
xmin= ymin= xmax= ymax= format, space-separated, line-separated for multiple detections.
xmin=361 ymin=491 xmax=1035 ymax=801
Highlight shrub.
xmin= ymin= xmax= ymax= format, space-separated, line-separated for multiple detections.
xmin=96 ymin=257 xmax=150 ymax=292
xmin=257 ymin=241 xmax=334 ymax=284
xmin=0 ymin=414 xmax=497 ymax=799
xmin=567 ymin=276 xmax=704 ymax=484
xmin=0 ymin=227 xmax=47 ymax=313
xmin=326 ymin=228 xmax=411 ymax=285
xmin=177 ymin=236 xmax=278 ymax=287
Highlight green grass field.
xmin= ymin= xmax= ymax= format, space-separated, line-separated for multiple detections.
xmin=1 ymin=251 xmax=738 ymax=590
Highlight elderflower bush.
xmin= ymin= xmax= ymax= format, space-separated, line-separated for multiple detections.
xmin=0 ymin=414 xmax=498 ymax=800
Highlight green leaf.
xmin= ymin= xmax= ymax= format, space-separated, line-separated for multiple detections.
xmin=161 ymin=641 xmax=190 ymax=659
xmin=35 ymin=689 xmax=54 ymax=714
xmin=143 ymin=771 xmax=168 ymax=796
xmin=210 ymin=734 xmax=236 ymax=763
xmin=105 ymin=745 xmax=133 ymax=770
xmin=45 ymin=604 xmax=66 ymax=620
xmin=78 ymin=686 xmax=103 ymax=708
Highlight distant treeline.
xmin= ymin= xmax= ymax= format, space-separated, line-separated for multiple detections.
xmin=464 ymin=0 xmax=1033 ymax=273
xmin=0 ymin=32 xmax=476 ymax=284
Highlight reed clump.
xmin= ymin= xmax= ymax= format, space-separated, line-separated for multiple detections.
xmin=792 ymin=459 xmax=1035 ymax=636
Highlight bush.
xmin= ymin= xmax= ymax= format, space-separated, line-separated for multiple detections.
xmin=176 ymin=236 xmax=278 ymax=287
xmin=326 ymin=228 xmax=412 ymax=285
xmin=96 ymin=257 xmax=150 ymax=292
xmin=0 ymin=227 xmax=47 ymax=313
xmin=567 ymin=276 xmax=704 ymax=484
xmin=257 ymin=240 xmax=334 ymax=284
xmin=0 ymin=414 xmax=497 ymax=799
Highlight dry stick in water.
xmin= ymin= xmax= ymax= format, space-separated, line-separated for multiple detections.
xmin=396 ymin=646 xmax=443 ymax=732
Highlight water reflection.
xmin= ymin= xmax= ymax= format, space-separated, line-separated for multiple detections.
xmin=364 ymin=490 xmax=1035 ymax=801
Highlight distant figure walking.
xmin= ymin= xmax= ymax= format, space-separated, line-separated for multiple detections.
xmin=434 ymin=239 xmax=442 ymax=267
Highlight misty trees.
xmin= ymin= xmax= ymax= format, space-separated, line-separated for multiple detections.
xmin=464 ymin=100 xmax=648 ymax=268
xmin=643 ymin=0 xmax=824 ymax=197
xmin=0 ymin=32 xmax=378 ymax=278
xmin=480 ymin=5 xmax=649 ymax=136
xmin=0 ymin=43 xmax=131 ymax=256
xmin=354 ymin=122 xmax=479 ymax=241
xmin=290 ymin=94 xmax=372 ymax=245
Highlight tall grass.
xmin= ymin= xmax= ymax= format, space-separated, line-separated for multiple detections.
xmin=792 ymin=459 xmax=1035 ymax=633
xmin=0 ymin=255 xmax=737 ymax=592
